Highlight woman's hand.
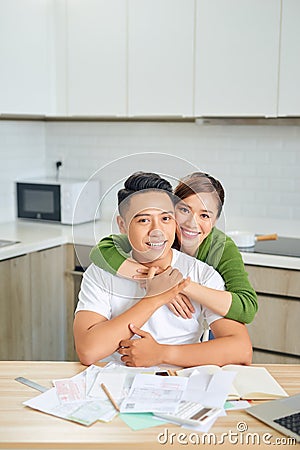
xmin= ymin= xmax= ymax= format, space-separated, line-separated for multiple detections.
xmin=144 ymin=266 xmax=189 ymax=300
xmin=133 ymin=267 xmax=194 ymax=318
xmin=167 ymin=293 xmax=195 ymax=319
xmin=132 ymin=266 xmax=163 ymax=289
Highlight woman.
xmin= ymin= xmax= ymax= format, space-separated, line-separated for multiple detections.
xmin=90 ymin=172 xmax=257 ymax=323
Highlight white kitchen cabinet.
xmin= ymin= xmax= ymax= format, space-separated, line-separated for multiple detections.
xmin=195 ymin=0 xmax=281 ymax=117
xmin=278 ymin=0 xmax=300 ymax=116
xmin=0 ymin=0 xmax=54 ymax=115
xmin=128 ymin=0 xmax=194 ymax=116
xmin=66 ymin=0 xmax=127 ymax=116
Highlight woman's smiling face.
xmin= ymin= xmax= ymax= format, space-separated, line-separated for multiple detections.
xmin=175 ymin=192 xmax=220 ymax=255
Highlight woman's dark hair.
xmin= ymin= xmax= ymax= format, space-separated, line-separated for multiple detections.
xmin=174 ymin=172 xmax=225 ymax=218
xmin=118 ymin=171 xmax=173 ymax=216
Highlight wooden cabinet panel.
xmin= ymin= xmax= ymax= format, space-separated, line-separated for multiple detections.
xmin=0 ymin=246 xmax=69 ymax=361
xmin=65 ymin=244 xmax=78 ymax=362
xmin=247 ymin=294 xmax=300 ymax=356
xmin=30 ymin=246 xmax=66 ymax=360
xmin=245 ymin=265 xmax=300 ymax=297
xmin=0 ymin=254 xmax=31 ymax=360
xmin=65 ymin=244 xmax=92 ymax=361
xmin=246 ymin=264 xmax=300 ymax=363
xmin=252 ymin=350 xmax=300 ymax=364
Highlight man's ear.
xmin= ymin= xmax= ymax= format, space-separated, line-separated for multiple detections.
xmin=117 ymin=215 xmax=127 ymax=234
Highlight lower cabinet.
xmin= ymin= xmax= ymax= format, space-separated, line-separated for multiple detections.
xmin=65 ymin=244 xmax=92 ymax=361
xmin=246 ymin=265 xmax=300 ymax=364
xmin=0 ymin=245 xmax=70 ymax=361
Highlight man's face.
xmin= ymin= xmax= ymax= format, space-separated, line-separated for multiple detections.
xmin=118 ymin=191 xmax=176 ymax=264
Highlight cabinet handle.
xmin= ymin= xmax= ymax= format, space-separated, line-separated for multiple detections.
xmin=66 ymin=270 xmax=84 ymax=276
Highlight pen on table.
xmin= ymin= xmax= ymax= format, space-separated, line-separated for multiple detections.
xmin=100 ymin=383 xmax=120 ymax=412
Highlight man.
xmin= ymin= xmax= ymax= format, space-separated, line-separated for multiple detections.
xmin=74 ymin=172 xmax=252 ymax=367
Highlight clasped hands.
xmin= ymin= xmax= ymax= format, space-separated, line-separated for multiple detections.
xmin=133 ymin=265 xmax=195 ymax=319
xmin=118 ymin=266 xmax=192 ymax=367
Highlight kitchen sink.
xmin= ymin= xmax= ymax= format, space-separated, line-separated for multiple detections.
xmin=0 ymin=239 xmax=20 ymax=248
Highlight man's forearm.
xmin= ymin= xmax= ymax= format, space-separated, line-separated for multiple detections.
xmin=159 ymin=335 xmax=252 ymax=368
xmin=75 ymin=295 xmax=163 ymax=365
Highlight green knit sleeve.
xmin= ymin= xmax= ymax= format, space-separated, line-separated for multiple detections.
xmin=89 ymin=234 xmax=132 ymax=275
xmin=198 ymin=229 xmax=258 ymax=324
xmin=216 ymin=237 xmax=258 ymax=323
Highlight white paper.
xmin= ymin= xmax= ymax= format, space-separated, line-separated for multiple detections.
xmin=89 ymin=372 xmax=127 ymax=400
xmin=85 ymin=365 xmax=104 ymax=396
xmin=120 ymin=374 xmax=188 ymax=413
xmin=182 ymin=370 xmax=237 ymax=408
xmin=24 ymin=367 xmax=118 ymax=426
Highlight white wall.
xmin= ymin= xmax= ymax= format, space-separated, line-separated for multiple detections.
xmin=45 ymin=121 xmax=300 ymax=231
xmin=0 ymin=121 xmax=46 ymax=222
xmin=0 ymin=120 xmax=299 ymax=230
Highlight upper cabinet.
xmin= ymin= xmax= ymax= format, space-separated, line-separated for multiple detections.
xmin=66 ymin=0 xmax=127 ymax=116
xmin=0 ymin=0 xmax=54 ymax=115
xmin=1 ymin=0 xmax=299 ymax=118
xmin=278 ymin=0 xmax=300 ymax=116
xmin=195 ymin=0 xmax=281 ymax=117
xmin=128 ymin=0 xmax=194 ymax=116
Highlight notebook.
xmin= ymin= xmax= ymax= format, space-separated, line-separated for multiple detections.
xmin=246 ymin=394 xmax=300 ymax=443
xmin=176 ymin=365 xmax=288 ymax=401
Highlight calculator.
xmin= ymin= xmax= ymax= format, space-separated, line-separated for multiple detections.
xmin=155 ymin=401 xmax=222 ymax=426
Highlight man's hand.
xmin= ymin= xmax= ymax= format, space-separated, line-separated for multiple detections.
xmin=144 ymin=267 xmax=190 ymax=307
xmin=134 ymin=267 xmax=194 ymax=318
xmin=118 ymin=324 xmax=163 ymax=367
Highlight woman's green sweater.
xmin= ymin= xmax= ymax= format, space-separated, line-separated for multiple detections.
xmin=89 ymin=228 xmax=258 ymax=324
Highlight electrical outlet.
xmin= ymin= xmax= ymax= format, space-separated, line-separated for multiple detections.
xmin=56 ymin=153 xmax=64 ymax=166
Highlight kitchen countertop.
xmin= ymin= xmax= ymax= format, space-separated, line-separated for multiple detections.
xmin=0 ymin=220 xmax=110 ymax=260
xmin=0 ymin=219 xmax=299 ymax=270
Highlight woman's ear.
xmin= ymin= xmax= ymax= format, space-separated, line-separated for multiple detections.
xmin=117 ymin=215 xmax=127 ymax=234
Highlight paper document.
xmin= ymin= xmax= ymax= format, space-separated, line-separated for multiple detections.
xmin=54 ymin=378 xmax=86 ymax=403
xmin=24 ymin=367 xmax=117 ymax=426
xmin=23 ymin=386 xmax=117 ymax=426
xmin=177 ymin=364 xmax=288 ymax=400
xmin=120 ymin=374 xmax=188 ymax=413
xmin=182 ymin=370 xmax=237 ymax=408
xmin=89 ymin=372 xmax=127 ymax=400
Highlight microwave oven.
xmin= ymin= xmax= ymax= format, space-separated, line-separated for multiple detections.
xmin=16 ymin=178 xmax=100 ymax=224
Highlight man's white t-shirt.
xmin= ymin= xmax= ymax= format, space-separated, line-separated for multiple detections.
xmin=76 ymin=249 xmax=225 ymax=360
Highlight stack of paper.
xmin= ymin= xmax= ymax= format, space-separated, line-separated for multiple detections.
xmin=23 ymin=363 xmax=288 ymax=431
xmin=23 ymin=365 xmax=124 ymax=426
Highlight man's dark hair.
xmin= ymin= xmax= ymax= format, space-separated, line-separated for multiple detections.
xmin=118 ymin=171 xmax=173 ymax=216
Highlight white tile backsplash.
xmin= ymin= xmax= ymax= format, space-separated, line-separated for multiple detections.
xmin=0 ymin=121 xmax=46 ymax=222
xmin=0 ymin=120 xmax=299 ymax=226
xmin=45 ymin=121 xmax=300 ymax=224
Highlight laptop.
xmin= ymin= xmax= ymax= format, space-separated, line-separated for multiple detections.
xmin=246 ymin=394 xmax=300 ymax=443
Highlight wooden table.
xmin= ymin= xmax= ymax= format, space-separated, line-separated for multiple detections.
xmin=0 ymin=362 xmax=299 ymax=449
